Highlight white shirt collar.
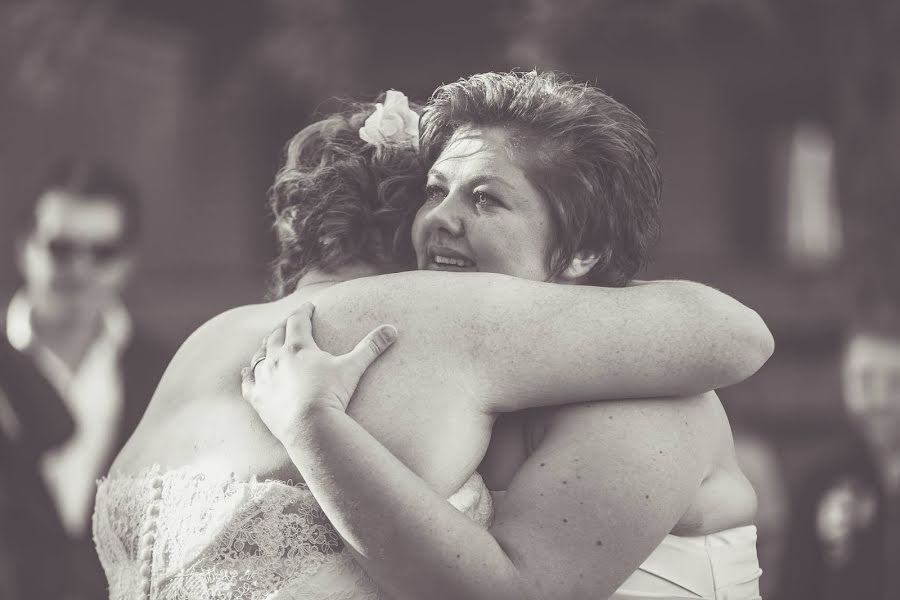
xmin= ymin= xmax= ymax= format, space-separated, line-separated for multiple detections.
xmin=6 ymin=290 xmax=132 ymax=363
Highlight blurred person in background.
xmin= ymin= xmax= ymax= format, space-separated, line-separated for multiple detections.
xmin=4 ymin=159 xmax=171 ymax=600
xmin=0 ymin=334 xmax=73 ymax=600
xmin=789 ymin=323 xmax=900 ymax=600
xmin=788 ymin=268 xmax=900 ymax=600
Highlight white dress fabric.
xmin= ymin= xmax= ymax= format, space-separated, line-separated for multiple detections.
xmin=93 ymin=465 xmax=493 ymax=600
xmin=611 ymin=526 xmax=762 ymax=600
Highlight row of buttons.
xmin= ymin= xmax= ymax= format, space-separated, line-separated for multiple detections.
xmin=137 ymin=476 xmax=163 ymax=599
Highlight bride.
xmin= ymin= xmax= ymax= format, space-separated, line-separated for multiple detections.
xmin=94 ymin=81 xmax=770 ymax=599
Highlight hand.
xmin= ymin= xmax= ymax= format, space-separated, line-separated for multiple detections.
xmin=241 ymin=302 xmax=398 ymax=445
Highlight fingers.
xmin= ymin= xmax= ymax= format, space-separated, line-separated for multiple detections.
xmin=240 ymin=367 xmax=254 ymax=400
xmin=249 ymin=344 xmax=266 ymax=374
xmin=266 ymin=322 xmax=286 ymax=361
xmin=285 ymin=302 xmax=316 ymax=351
xmin=345 ymin=324 xmax=398 ymax=374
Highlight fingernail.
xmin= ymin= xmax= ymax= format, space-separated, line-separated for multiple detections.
xmin=382 ymin=325 xmax=398 ymax=344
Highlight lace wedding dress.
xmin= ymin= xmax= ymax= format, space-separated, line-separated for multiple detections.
xmin=93 ymin=465 xmax=493 ymax=600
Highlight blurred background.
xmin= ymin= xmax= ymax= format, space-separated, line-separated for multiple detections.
xmin=1 ymin=1 xmax=898 ymax=599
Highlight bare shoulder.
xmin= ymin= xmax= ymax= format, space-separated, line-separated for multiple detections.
xmin=151 ymin=302 xmax=291 ymax=403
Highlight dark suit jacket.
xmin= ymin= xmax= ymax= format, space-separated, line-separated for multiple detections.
xmin=0 ymin=316 xmax=172 ymax=600
xmin=0 ymin=334 xmax=74 ymax=600
xmin=785 ymin=434 xmax=894 ymax=600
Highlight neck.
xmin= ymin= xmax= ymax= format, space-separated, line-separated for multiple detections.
xmin=295 ymin=262 xmax=383 ymax=289
xmin=31 ymin=306 xmax=103 ymax=369
xmin=31 ymin=297 xmax=100 ymax=336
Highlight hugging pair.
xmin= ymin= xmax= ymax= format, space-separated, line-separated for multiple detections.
xmin=96 ymin=71 xmax=771 ymax=600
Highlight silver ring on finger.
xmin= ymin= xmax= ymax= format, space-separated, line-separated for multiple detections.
xmin=251 ymin=354 xmax=267 ymax=372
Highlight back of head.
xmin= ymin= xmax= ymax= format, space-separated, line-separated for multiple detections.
xmin=268 ymin=97 xmax=424 ymax=298
xmin=421 ymin=71 xmax=661 ymax=286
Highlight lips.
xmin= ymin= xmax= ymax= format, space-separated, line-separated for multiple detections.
xmin=426 ymin=245 xmax=476 ymax=271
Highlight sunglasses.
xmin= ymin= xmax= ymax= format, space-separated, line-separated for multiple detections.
xmin=42 ymin=237 xmax=127 ymax=264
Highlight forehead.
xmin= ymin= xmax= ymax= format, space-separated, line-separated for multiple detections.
xmin=431 ymin=126 xmax=532 ymax=186
xmin=33 ymin=190 xmax=126 ymax=241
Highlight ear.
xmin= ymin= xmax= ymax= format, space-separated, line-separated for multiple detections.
xmin=558 ymin=250 xmax=601 ymax=283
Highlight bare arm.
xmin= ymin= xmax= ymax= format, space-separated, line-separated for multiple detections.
xmin=255 ymin=386 xmax=714 ymax=600
xmin=241 ymin=302 xmax=726 ymax=599
xmin=311 ymin=271 xmax=773 ymax=412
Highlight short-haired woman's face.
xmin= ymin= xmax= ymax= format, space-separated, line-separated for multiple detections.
xmin=412 ymin=127 xmax=554 ymax=280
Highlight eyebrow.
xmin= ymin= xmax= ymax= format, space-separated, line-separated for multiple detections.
xmin=426 ymin=169 xmax=447 ymax=183
xmin=426 ymin=169 xmax=516 ymax=192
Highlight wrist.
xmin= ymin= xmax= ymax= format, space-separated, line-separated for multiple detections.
xmin=282 ymin=402 xmax=345 ymax=447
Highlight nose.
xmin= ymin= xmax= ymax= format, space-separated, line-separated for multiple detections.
xmin=58 ymin=250 xmax=98 ymax=280
xmin=421 ymin=191 xmax=465 ymax=238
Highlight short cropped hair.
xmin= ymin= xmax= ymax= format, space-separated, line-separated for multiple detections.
xmin=420 ymin=71 xmax=661 ymax=286
xmin=25 ymin=159 xmax=142 ymax=244
xmin=267 ymin=99 xmax=424 ymax=298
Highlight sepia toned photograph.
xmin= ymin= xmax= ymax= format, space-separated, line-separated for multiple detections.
xmin=0 ymin=1 xmax=897 ymax=599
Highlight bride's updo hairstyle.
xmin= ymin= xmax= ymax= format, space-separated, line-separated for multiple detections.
xmin=420 ymin=71 xmax=661 ymax=287
xmin=268 ymin=97 xmax=424 ymax=298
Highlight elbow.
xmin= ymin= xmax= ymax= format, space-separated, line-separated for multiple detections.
xmin=683 ymin=281 xmax=774 ymax=388
xmin=722 ymin=305 xmax=775 ymax=386
xmin=752 ymin=310 xmax=776 ymax=366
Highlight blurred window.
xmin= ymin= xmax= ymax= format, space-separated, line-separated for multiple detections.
xmin=782 ymin=123 xmax=843 ymax=268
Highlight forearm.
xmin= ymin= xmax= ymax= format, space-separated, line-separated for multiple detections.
xmin=479 ymin=278 xmax=774 ymax=412
xmin=613 ymin=279 xmax=774 ymax=389
xmin=283 ymin=407 xmax=531 ymax=600
xmin=309 ymin=272 xmax=773 ymax=412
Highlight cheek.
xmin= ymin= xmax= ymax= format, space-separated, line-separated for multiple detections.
xmin=469 ymin=218 xmax=542 ymax=270
xmin=410 ymin=206 xmax=428 ymax=254
xmin=22 ymin=246 xmax=54 ymax=280
xmin=99 ymin=262 xmax=130 ymax=287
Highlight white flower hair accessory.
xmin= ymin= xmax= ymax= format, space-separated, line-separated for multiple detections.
xmin=359 ymin=90 xmax=419 ymax=150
